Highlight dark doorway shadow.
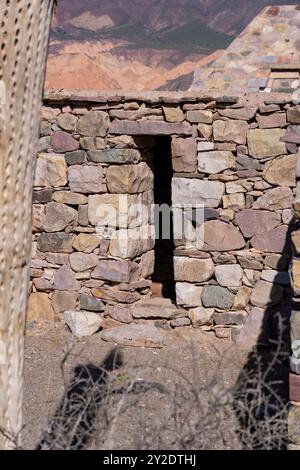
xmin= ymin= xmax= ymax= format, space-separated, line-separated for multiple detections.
xmin=152 ymin=136 xmax=176 ymax=301
xmin=233 ymin=219 xmax=297 ymax=449
xmin=37 ymin=348 xmax=166 ymax=450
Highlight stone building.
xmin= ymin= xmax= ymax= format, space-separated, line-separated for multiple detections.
xmin=28 ymin=5 xmax=300 ymax=448
xmin=31 ymin=89 xmax=299 ymax=349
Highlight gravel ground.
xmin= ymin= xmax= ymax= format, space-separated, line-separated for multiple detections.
xmin=22 ymin=324 xmax=287 ymax=450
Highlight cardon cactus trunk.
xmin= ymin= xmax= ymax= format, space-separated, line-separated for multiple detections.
xmin=0 ymin=0 xmax=54 ymax=449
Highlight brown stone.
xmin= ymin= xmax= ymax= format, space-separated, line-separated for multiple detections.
xmin=198 ymin=151 xmax=235 ymax=174
xmin=77 ymin=110 xmax=110 ymax=136
xmin=69 ymin=252 xmax=98 ymax=272
xmin=37 ymin=233 xmax=74 ymax=253
xmin=80 ymin=137 xmax=106 ymax=150
xmin=45 ymin=252 xmax=69 ymax=265
xmin=53 ymin=265 xmax=80 ymax=291
xmin=235 ymin=209 xmax=281 ymax=238
xmin=251 ymin=225 xmax=289 ymax=253
xmin=163 ymin=106 xmax=185 ymax=122
xmin=174 ymin=256 xmax=214 ymax=283
xmin=263 ymin=154 xmax=297 ymax=187
xmin=32 ymin=205 xmax=45 ymax=232
xmin=291 ymin=259 xmax=300 ymax=296
xmin=287 ymin=107 xmax=300 ymax=124
xmin=51 ymin=131 xmax=79 ymax=153
xmin=235 ymin=307 xmax=268 ymax=349
xmin=197 ymin=123 xmax=212 ymax=139
xmin=106 ymin=162 xmax=153 ymax=194
xmin=196 ymin=220 xmax=245 ymax=252
xmin=44 ymin=202 xmax=78 ymax=232
xmin=51 ymin=290 xmax=77 ymax=314
xmin=73 ymin=233 xmax=101 ymax=253
xmin=34 ymin=153 xmax=67 ymax=188
xmin=52 ymin=191 xmax=87 ymax=205
xmin=105 ymin=305 xmax=133 ymax=324
xmin=247 ymin=129 xmax=287 ymax=159
xmin=213 ymin=119 xmax=248 ymax=145
xmin=250 ymin=280 xmax=283 ymax=308
xmin=233 ymin=286 xmax=251 ymax=310
xmin=171 ymin=137 xmax=197 ymax=172
xmin=219 ymin=107 xmax=258 ymax=121
xmin=92 ymin=287 xmax=140 ymax=304
xmin=256 ymin=113 xmax=286 ymax=129
xmin=57 ymin=113 xmax=78 ymax=131
xmin=139 ymin=250 xmax=155 ymax=278
xmin=92 ymin=259 xmax=140 ymax=283
xmin=188 ymin=307 xmax=214 ymax=327
xmin=79 ymin=293 xmax=105 ymax=312
xmin=68 ymin=165 xmax=106 ymax=194
xmin=27 ymin=292 xmax=55 ymax=323
xmin=186 ymin=110 xmax=212 ymax=124
xmin=253 ymin=187 xmax=293 ymax=210
xmin=101 ymin=324 xmax=165 ymax=348
xmin=109 ymin=119 xmax=192 ymax=136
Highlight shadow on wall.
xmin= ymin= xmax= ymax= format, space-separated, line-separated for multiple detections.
xmin=233 ymin=219 xmax=297 ymax=450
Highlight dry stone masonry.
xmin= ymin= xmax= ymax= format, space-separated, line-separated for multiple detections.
xmin=30 ymin=89 xmax=300 ymax=346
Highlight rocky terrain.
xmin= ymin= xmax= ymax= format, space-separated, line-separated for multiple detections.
xmin=46 ymin=0 xmax=300 ymax=91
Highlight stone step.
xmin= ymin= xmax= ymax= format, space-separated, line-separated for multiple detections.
xmin=131 ymin=297 xmax=187 ymax=320
xmin=101 ymin=324 xmax=166 ymax=348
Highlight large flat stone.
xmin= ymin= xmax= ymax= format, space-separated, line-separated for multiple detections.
xmin=51 ymin=290 xmax=77 ymax=314
xmin=79 ymin=293 xmax=105 ymax=312
xmin=250 ymin=280 xmax=283 ymax=308
xmin=174 ymin=256 xmax=214 ymax=282
xmin=92 ymin=259 xmax=140 ymax=283
xmin=52 ymin=191 xmax=87 ymax=205
xmin=213 ymin=120 xmax=248 ymax=145
xmin=69 ymin=252 xmax=99 ymax=272
xmin=251 ymin=225 xmax=289 ymax=253
xmin=176 ymin=282 xmax=203 ymax=307
xmin=171 ymin=137 xmax=197 ymax=173
xmin=235 ymin=209 xmax=281 ymax=238
xmin=37 ymin=233 xmax=74 ymax=253
xmin=88 ymin=148 xmax=141 ymax=164
xmin=44 ymin=202 xmax=78 ymax=232
xmin=51 ymin=131 xmax=79 ymax=153
xmin=76 ymin=110 xmax=110 ymax=137
xmin=27 ymin=292 xmax=55 ymax=323
xmin=215 ymin=264 xmax=243 ymax=287
xmin=235 ymin=307 xmax=269 ymax=349
xmin=68 ymin=165 xmax=106 ymax=194
xmin=198 ymin=151 xmax=235 ymax=174
xmin=106 ymin=162 xmax=153 ymax=194
xmin=109 ymin=119 xmax=192 ymax=136
xmin=88 ymin=193 xmax=150 ymax=229
xmin=247 ymin=129 xmax=287 ymax=159
xmin=34 ymin=153 xmax=67 ymax=188
xmin=172 ymin=177 xmax=224 ymax=208
xmin=263 ymin=154 xmax=297 ymax=187
xmin=72 ymin=233 xmax=101 ymax=253
xmin=101 ymin=324 xmax=165 ymax=348
xmin=131 ymin=299 xmax=181 ymax=320
xmin=219 ymin=107 xmax=258 ymax=121
xmin=109 ymin=226 xmax=155 ymax=259
xmin=252 ymin=187 xmax=293 ymax=210
xmin=196 ymin=220 xmax=245 ymax=251
xmin=53 ymin=265 xmax=80 ymax=291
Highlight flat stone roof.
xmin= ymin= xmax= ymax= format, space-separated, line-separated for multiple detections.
xmin=44 ymin=89 xmax=294 ymax=106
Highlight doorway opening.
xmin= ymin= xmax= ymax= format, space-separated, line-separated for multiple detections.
xmin=151 ymin=136 xmax=175 ymax=301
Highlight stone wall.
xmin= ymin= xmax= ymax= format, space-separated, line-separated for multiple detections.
xmin=29 ymin=90 xmax=300 ymax=343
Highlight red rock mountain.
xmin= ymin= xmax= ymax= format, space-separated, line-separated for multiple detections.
xmin=46 ymin=0 xmax=300 ymax=91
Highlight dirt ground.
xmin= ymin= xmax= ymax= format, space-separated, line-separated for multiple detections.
xmin=22 ymin=324 xmax=288 ymax=450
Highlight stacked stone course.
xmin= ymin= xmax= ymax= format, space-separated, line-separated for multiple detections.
xmin=30 ymin=90 xmax=300 ymax=343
